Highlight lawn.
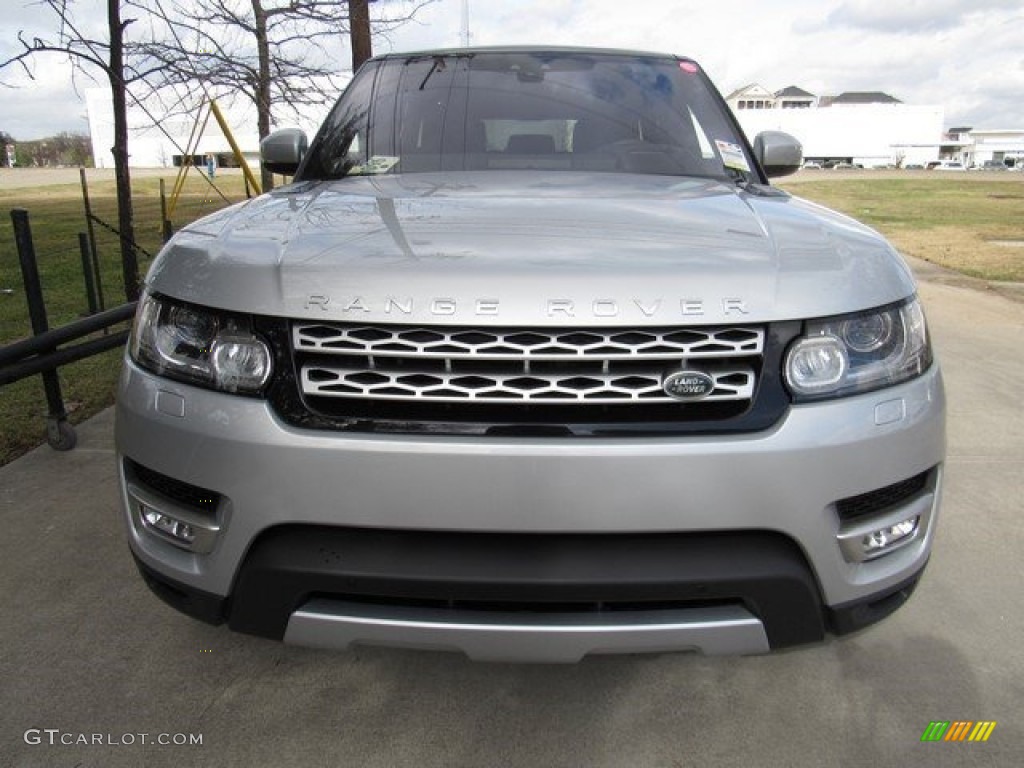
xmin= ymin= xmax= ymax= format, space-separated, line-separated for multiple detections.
xmin=0 ymin=169 xmax=250 ymax=465
xmin=778 ymin=172 xmax=1024 ymax=282
xmin=2 ymin=170 xmax=1022 ymax=465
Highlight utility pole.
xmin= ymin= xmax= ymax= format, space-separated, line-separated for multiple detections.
xmin=348 ymin=0 xmax=372 ymax=71
xmin=461 ymin=0 xmax=471 ymax=47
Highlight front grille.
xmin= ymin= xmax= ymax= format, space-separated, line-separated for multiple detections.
xmin=271 ymin=320 xmax=796 ymax=436
xmin=294 ymin=323 xmax=762 ymax=405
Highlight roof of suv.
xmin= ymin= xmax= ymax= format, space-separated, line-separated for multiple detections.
xmin=371 ymin=45 xmax=688 ymax=61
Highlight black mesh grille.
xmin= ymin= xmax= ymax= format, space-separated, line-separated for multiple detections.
xmin=126 ymin=460 xmax=220 ymax=512
xmin=835 ymin=471 xmax=931 ymax=522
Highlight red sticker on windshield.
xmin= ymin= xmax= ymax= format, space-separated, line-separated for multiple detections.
xmin=679 ymin=61 xmax=699 ymax=74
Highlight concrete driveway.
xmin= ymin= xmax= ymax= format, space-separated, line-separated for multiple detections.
xmin=1 ymin=263 xmax=1020 ymax=767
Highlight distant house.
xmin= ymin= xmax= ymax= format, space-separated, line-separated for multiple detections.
xmin=725 ymin=84 xmax=817 ymax=111
xmin=819 ymin=92 xmax=903 ymax=107
xmin=725 ymin=84 xmax=778 ymax=111
xmin=775 ymin=86 xmax=816 ymax=109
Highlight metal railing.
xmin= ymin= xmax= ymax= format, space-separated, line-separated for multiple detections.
xmin=1 ymin=208 xmax=136 ymax=450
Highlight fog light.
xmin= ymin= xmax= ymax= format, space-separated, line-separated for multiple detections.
xmin=141 ymin=505 xmax=197 ymax=546
xmin=862 ymin=517 xmax=918 ymax=556
xmin=838 ymin=513 xmax=922 ymax=563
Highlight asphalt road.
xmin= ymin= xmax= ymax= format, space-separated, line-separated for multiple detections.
xmin=0 ymin=262 xmax=1021 ymax=767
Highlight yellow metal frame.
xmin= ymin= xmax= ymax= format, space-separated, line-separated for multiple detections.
xmin=167 ymin=99 xmax=262 ymax=219
xmin=209 ymin=100 xmax=262 ymax=196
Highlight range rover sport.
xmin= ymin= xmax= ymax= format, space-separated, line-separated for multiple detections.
xmin=116 ymin=47 xmax=945 ymax=662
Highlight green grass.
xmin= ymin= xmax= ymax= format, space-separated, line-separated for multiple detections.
xmin=778 ymin=174 xmax=1024 ymax=281
xmin=1 ymin=172 xmax=248 ymax=465
xmin=781 ymin=176 xmax=1021 ymax=230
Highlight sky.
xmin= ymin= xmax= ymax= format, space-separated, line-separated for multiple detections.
xmin=1 ymin=0 xmax=1022 ymax=140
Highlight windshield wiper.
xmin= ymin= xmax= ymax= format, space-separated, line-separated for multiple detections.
xmin=418 ymin=56 xmax=447 ymax=90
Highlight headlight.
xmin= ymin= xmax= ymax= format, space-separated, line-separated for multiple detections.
xmin=129 ymin=293 xmax=272 ymax=395
xmin=785 ymin=297 xmax=931 ymax=401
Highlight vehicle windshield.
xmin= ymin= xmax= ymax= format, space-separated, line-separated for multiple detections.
xmin=298 ymin=50 xmax=757 ymax=182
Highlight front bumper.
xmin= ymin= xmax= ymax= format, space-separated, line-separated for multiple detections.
xmin=116 ymin=357 xmax=945 ymax=659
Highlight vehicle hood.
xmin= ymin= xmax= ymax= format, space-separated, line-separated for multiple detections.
xmin=148 ymin=171 xmax=915 ymax=325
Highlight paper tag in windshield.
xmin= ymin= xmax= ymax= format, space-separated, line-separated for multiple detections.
xmin=358 ymin=155 xmax=400 ymax=175
xmin=715 ymin=140 xmax=750 ymax=172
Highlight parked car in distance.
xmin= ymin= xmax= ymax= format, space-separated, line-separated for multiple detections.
xmin=934 ymin=161 xmax=966 ymax=171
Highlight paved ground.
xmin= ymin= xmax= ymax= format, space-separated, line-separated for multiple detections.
xmin=1 ymin=262 xmax=1021 ymax=767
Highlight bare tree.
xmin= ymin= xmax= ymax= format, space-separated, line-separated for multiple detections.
xmin=0 ymin=130 xmax=14 ymax=167
xmin=348 ymin=0 xmax=372 ymax=71
xmin=130 ymin=0 xmax=433 ymax=190
xmin=0 ymin=0 xmax=167 ymax=301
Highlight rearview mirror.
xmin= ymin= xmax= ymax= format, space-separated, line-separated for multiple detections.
xmin=261 ymin=129 xmax=308 ymax=176
xmin=753 ymin=131 xmax=803 ymax=178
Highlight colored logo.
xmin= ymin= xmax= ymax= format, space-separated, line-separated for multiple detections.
xmin=921 ymin=721 xmax=996 ymax=742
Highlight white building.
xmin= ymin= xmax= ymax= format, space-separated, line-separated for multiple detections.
xmin=726 ymin=85 xmax=945 ymax=167
xmin=957 ymin=129 xmax=1024 ymax=168
xmin=85 ymin=86 xmax=338 ymax=169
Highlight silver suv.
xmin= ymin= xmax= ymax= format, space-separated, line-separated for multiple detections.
xmin=116 ymin=47 xmax=945 ymax=662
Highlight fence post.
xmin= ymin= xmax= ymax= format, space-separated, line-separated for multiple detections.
xmin=159 ymin=178 xmax=174 ymax=243
xmin=10 ymin=208 xmax=76 ymax=451
xmin=78 ymin=233 xmax=100 ymax=316
xmin=79 ymin=168 xmax=105 ymax=312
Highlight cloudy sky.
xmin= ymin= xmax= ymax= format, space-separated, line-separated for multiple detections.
xmin=1 ymin=0 xmax=1022 ymax=140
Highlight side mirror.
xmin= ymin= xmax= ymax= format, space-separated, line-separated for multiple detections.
xmin=261 ymin=129 xmax=308 ymax=176
xmin=753 ymin=131 xmax=802 ymax=178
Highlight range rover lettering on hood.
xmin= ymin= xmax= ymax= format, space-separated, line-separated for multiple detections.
xmin=304 ymin=295 xmax=750 ymax=319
